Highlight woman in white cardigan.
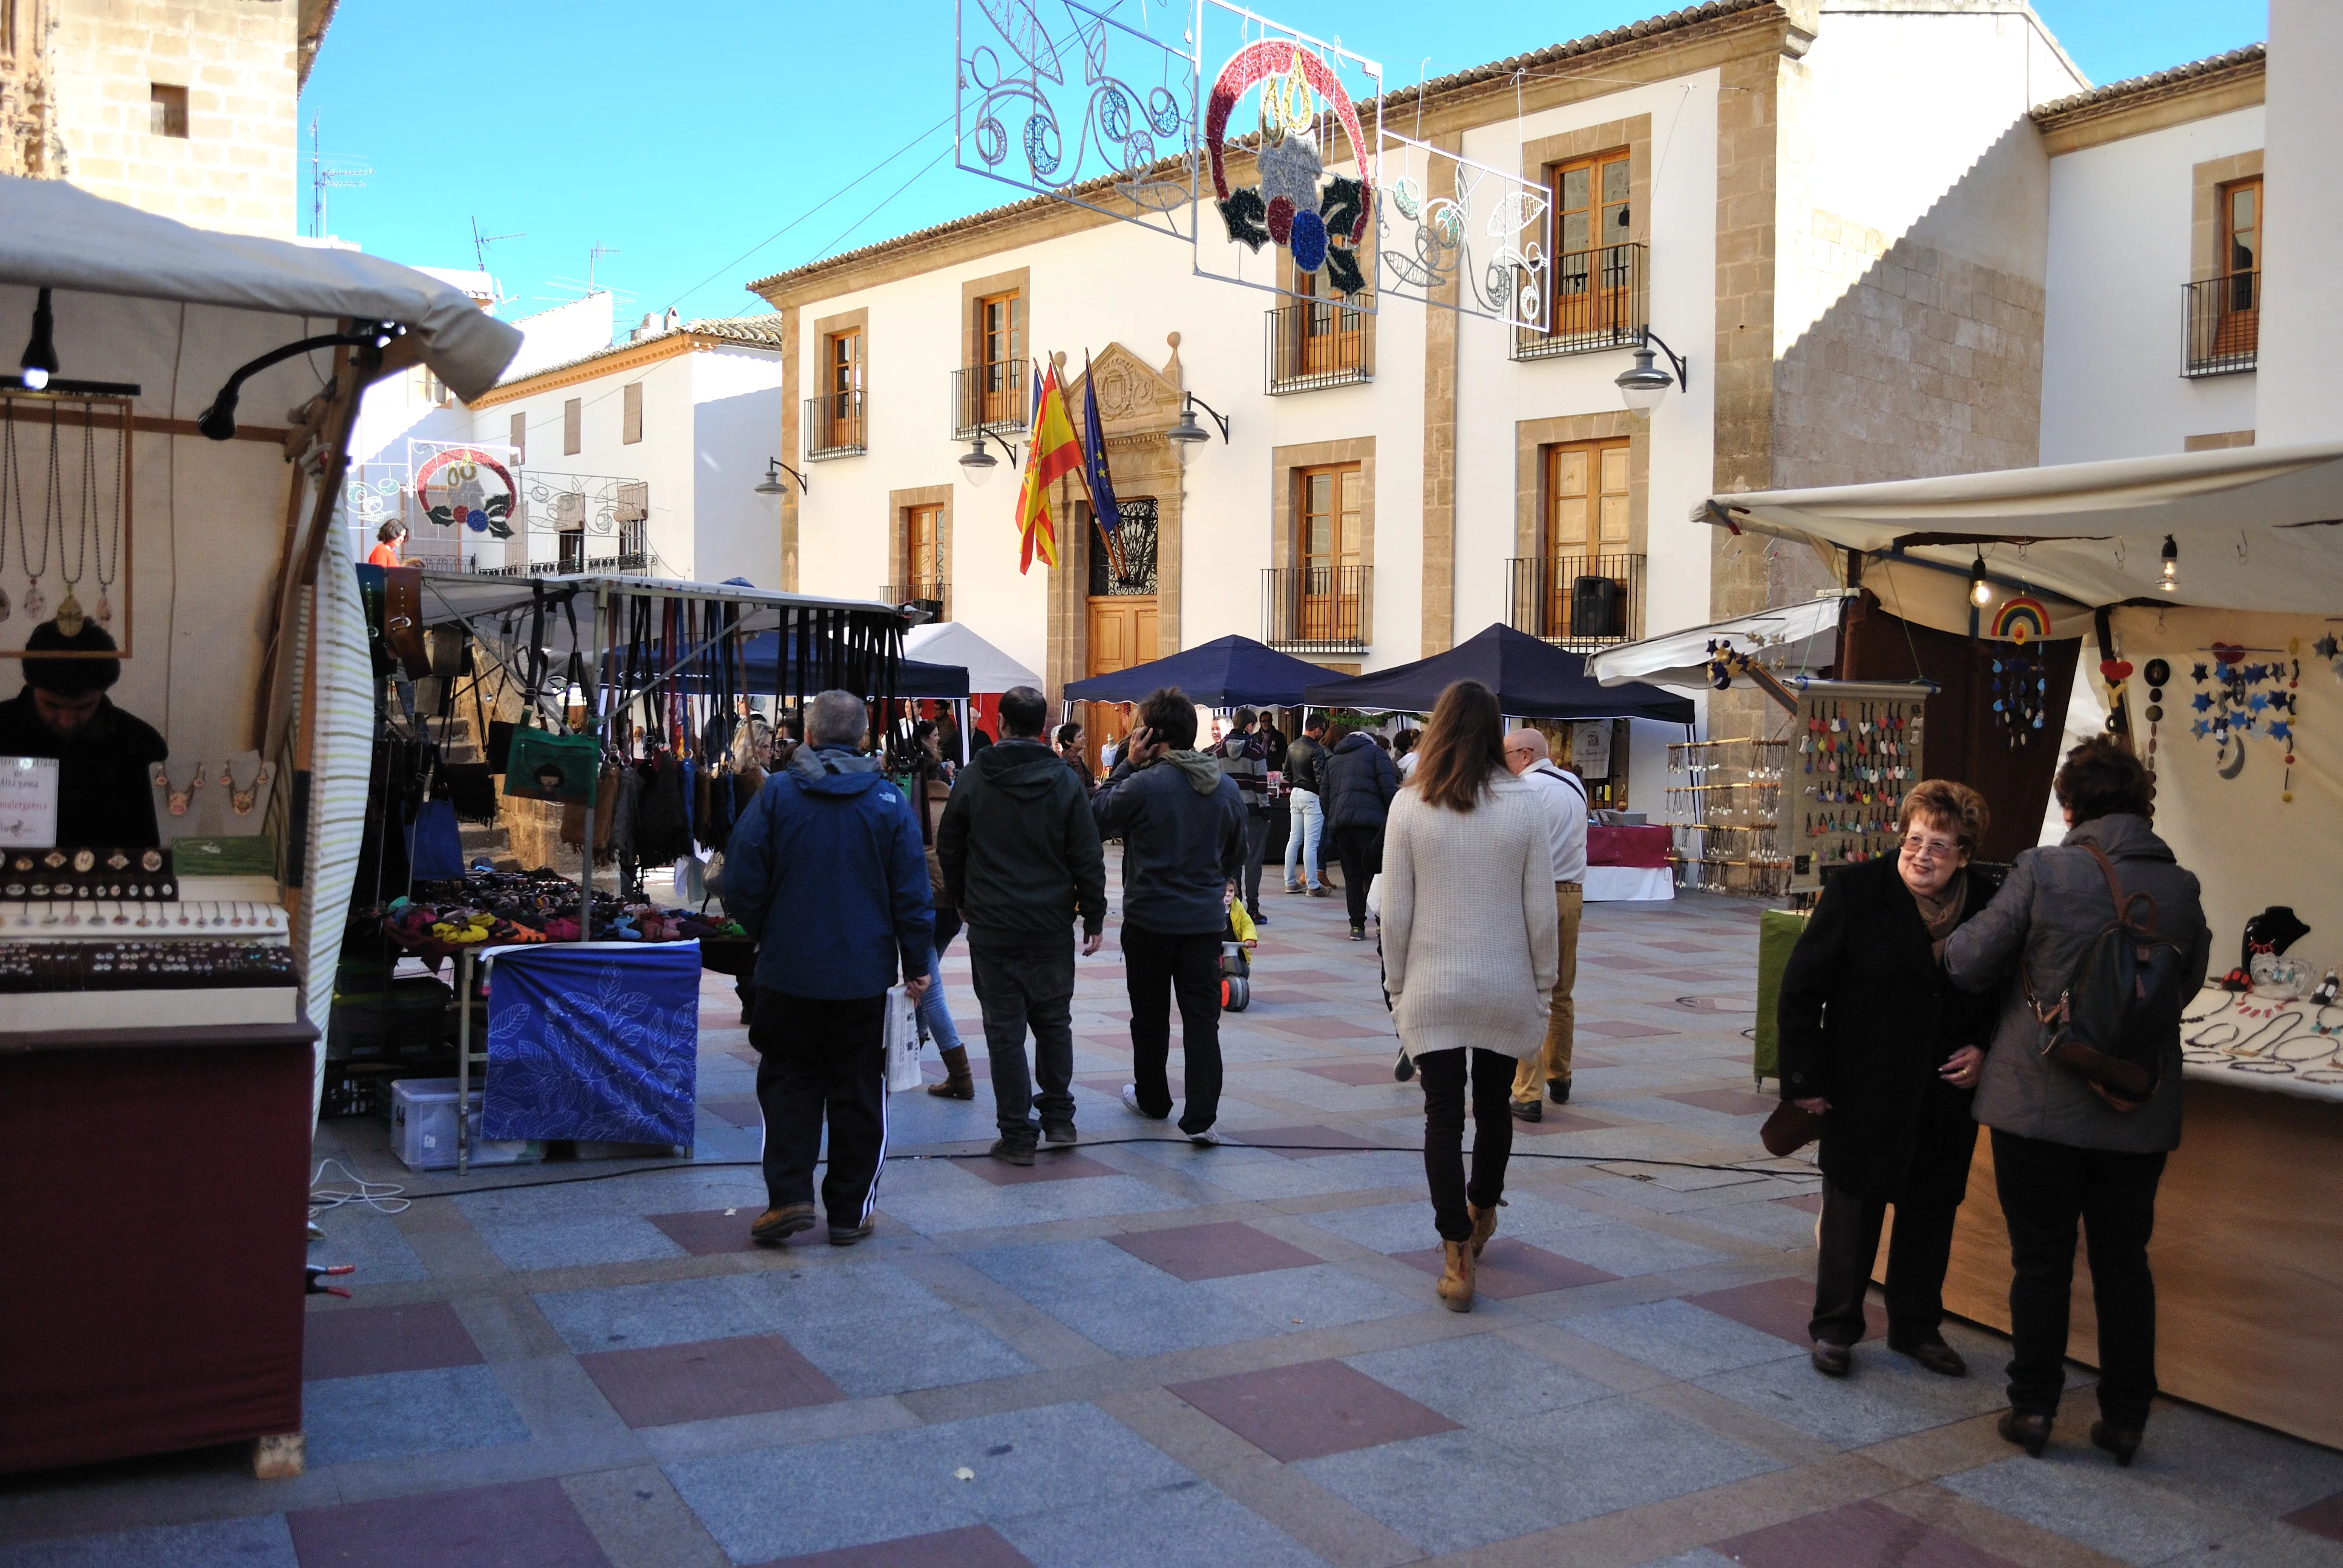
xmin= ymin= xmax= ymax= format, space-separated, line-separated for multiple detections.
xmin=1380 ymin=679 xmax=1560 ymax=1312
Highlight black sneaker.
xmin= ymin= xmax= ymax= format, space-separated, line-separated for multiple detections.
xmin=1349 ymin=924 xmax=1366 ymax=941
xmin=828 ymin=1221 xmax=875 ymax=1247
xmin=1249 ymin=905 xmax=1268 ymax=926
xmin=1041 ymin=1120 xmax=1078 ymax=1148
xmin=989 ymin=1138 xmax=1037 ymax=1167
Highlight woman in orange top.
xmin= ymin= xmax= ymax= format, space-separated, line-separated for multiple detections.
xmin=365 ymin=520 xmax=407 ymax=567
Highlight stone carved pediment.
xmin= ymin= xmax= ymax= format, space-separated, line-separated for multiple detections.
xmin=1064 ymin=337 xmax=1184 ymax=434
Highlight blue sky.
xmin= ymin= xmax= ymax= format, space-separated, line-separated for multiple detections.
xmin=298 ymin=1 xmax=2266 ymax=328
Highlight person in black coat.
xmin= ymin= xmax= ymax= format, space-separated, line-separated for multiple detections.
xmin=1320 ymin=728 xmax=1400 ymax=939
xmin=1778 ymin=779 xmax=1999 ymax=1381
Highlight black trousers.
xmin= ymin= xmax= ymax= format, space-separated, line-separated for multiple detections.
xmin=1238 ymin=814 xmax=1270 ymax=913
xmin=750 ymin=989 xmax=888 ymax=1224
xmin=1992 ymin=1129 xmax=2167 ymax=1427
xmin=1810 ymin=1178 xmax=1961 ymax=1348
xmin=1122 ymin=923 xmax=1222 ymax=1134
xmin=1332 ymin=824 xmax=1384 ymax=929
xmin=969 ymin=938 xmax=1077 ymax=1145
xmin=1418 ymin=1048 xmax=1515 ymax=1243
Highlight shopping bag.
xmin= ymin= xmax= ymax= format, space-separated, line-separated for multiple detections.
xmin=883 ymin=984 xmax=923 ymax=1093
xmin=504 ymin=721 xmax=600 ymax=803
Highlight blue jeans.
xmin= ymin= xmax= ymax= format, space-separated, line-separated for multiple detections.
xmin=916 ymin=911 xmax=963 ymax=1054
xmin=1283 ymin=788 xmax=1323 ymax=889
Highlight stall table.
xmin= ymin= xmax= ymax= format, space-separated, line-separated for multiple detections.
xmin=1585 ymin=823 xmax=1674 ymax=902
xmin=1930 ymin=985 xmax=2343 ymax=1450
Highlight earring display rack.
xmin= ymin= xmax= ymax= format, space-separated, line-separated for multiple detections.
xmin=1666 ymin=737 xmax=1789 ymax=897
xmin=1790 ymin=682 xmax=1930 ymax=889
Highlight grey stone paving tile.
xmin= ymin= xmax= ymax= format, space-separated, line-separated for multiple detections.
xmin=1343 ymin=1332 xmax=1613 ymax=1425
xmin=1628 ymin=1552 xmax=1742 ymax=1568
xmin=0 ymin=1515 xmax=298 ymax=1568
xmin=963 ymin=1240 xmax=1278 ymax=1357
xmin=1496 ymin=1393 xmax=1784 ymax=1518
xmin=2112 ymin=1402 xmax=2343 ymax=1517
xmin=1561 ymin=1298 xmax=1809 ymax=1380
xmin=1522 ymin=1218 xmax=1735 ymax=1279
xmin=663 ymin=1400 xmax=1192 ymax=1563
xmin=1161 ymin=1148 xmax=1411 ymax=1202
xmin=469 ymin=1216 xmax=697 ymax=1272
xmin=1942 ymin=1448 xmax=2264 ymax=1566
xmin=561 ymin=1463 xmax=733 ymax=1568
xmin=1659 ymin=1192 xmax=1824 ymax=1249
xmin=1195 ymin=1263 xmax=1423 ymax=1331
xmin=305 ymin=1207 xmax=432 ymax=1284
xmin=2154 ymin=1523 xmax=2343 ymax=1568
xmin=453 ymin=1166 xmax=765 ymax=1226
xmin=1297 ymin=1200 xmax=1440 ymax=1255
xmin=880 ymin=1173 xmax=1194 ymax=1235
xmin=998 ymin=1478 xmax=1331 ymax=1568
xmin=1696 ymin=1341 xmax=2008 ymax=1448
xmin=301 ymin=1365 xmax=532 ymax=1467
xmin=1296 ymin=1427 xmax=1573 ymax=1555
xmin=782 ymin=1305 xmax=1038 ymax=1397
xmin=1567 ymin=1065 xmax=1713 ymax=1094
xmin=536 ymin=1272 xmax=777 ymax=1354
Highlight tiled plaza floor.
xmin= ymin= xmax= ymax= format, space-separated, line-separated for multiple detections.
xmin=7 ymin=854 xmax=2343 ymax=1567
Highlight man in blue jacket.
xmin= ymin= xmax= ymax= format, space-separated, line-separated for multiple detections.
xmin=725 ymin=690 xmax=932 ymax=1247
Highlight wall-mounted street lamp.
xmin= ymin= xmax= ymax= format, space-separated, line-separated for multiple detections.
xmin=958 ymin=428 xmax=1020 ymax=487
xmin=1167 ymin=391 xmax=1231 ymax=449
xmin=754 ymin=456 xmax=807 ymax=497
xmin=1614 ymin=330 xmax=1690 ymax=418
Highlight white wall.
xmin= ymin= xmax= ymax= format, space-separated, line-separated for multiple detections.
xmin=686 ymin=346 xmax=787 ymax=588
xmin=501 ymin=294 xmax=616 ymax=382
xmin=2037 ymin=106 xmax=2264 ymax=462
xmin=2253 ymin=0 xmax=2343 ymax=447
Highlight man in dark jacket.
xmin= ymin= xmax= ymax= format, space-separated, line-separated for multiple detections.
xmin=1281 ymin=714 xmax=1329 ymax=898
xmin=726 ymin=690 xmax=932 ymax=1248
xmin=1092 ymin=687 xmax=1246 ymax=1142
xmin=1946 ymin=738 xmax=2209 ymax=1463
xmin=939 ymin=687 xmax=1109 ymax=1164
xmin=1320 ymin=728 xmax=1400 ymax=939
xmin=1211 ymin=707 xmax=1273 ymax=926
xmin=0 ymin=619 xmax=167 ymax=847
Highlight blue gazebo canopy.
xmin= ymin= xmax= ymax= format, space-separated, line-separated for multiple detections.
xmin=1302 ymin=623 xmax=1695 ymax=722
xmin=1064 ymin=634 xmax=1335 ymax=708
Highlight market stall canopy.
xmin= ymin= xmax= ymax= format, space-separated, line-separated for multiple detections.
xmin=1697 ymin=440 xmax=2343 ymax=616
xmin=0 ymin=174 xmax=522 ymax=400
xmin=903 ymin=621 xmax=1039 ymax=693
xmin=1587 ymin=596 xmax=1848 ymax=693
xmin=739 ymin=636 xmax=968 ymax=699
xmin=1064 ymin=634 xmax=1340 ymax=707
xmin=1304 ymin=624 xmax=1696 ymax=722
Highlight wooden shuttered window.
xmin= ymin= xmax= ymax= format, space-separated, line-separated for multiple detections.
xmin=621 ymin=382 xmax=643 ymax=445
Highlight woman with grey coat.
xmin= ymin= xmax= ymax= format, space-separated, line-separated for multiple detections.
xmin=1945 ymin=738 xmax=2209 ymax=1467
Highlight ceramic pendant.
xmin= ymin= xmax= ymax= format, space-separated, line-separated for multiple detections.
xmin=95 ymin=589 xmax=111 ymax=626
xmin=22 ymin=580 xmax=42 ymax=621
xmin=53 ymin=589 xmax=84 ymax=638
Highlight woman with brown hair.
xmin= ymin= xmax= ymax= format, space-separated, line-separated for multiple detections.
xmin=1778 ymin=779 xmax=2000 ymax=1382
xmin=1379 ymin=680 xmax=1559 ymax=1312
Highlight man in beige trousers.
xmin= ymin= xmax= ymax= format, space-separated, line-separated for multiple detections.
xmin=1504 ymin=730 xmax=1587 ymax=1119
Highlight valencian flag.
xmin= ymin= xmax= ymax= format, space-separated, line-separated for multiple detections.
xmin=1015 ymin=360 xmax=1084 ymax=573
xmin=1079 ymin=351 xmax=1127 ymax=580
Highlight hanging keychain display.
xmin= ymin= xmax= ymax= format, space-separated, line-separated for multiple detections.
xmin=1791 ymin=679 xmax=1930 ymax=890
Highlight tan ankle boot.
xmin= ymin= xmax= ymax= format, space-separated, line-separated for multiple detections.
xmin=1436 ymin=1238 xmax=1476 ymax=1312
xmin=1466 ymin=1201 xmax=1498 ymax=1258
xmin=926 ymin=1045 xmax=975 ymax=1100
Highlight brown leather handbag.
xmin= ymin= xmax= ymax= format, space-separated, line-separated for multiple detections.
xmin=381 ymin=565 xmax=430 ymax=679
xmin=1760 ymin=1099 xmax=1825 ymax=1158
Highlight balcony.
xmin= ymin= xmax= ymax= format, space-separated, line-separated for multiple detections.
xmin=1512 ymin=243 xmax=1646 ymax=362
xmin=1265 ymin=296 xmax=1373 ymax=394
xmin=2183 ymin=272 xmax=2258 ymax=377
xmin=950 ymin=362 xmax=1027 ymax=440
xmin=882 ymin=580 xmax=951 ymax=621
xmin=1262 ymin=564 xmax=1371 ymax=653
xmin=1504 ymin=554 xmax=1645 ymax=651
xmin=804 ymin=390 xmax=867 ymax=459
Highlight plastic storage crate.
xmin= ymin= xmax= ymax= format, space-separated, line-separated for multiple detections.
xmin=390 ymin=1077 xmax=540 ymax=1171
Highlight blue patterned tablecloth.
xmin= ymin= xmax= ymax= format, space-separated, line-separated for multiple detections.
xmin=480 ymin=941 xmax=700 ymax=1144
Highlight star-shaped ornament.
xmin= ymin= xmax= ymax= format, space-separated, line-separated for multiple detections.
xmin=2315 ymin=635 xmax=2340 ymax=661
xmin=2192 ymin=663 xmax=2210 ymax=682
xmin=2269 ymin=720 xmax=2294 ymax=743
xmin=2191 ymin=692 xmax=2213 ymax=713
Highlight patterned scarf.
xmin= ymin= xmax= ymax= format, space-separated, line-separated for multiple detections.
xmin=1912 ymin=871 xmax=1967 ymax=961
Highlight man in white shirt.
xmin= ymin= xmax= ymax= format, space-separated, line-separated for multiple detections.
xmin=1502 ymin=728 xmax=1588 ymax=1119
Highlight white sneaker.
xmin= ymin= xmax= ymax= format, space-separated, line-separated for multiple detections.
xmin=1188 ymin=1127 xmax=1224 ymax=1147
xmin=1120 ymin=1084 xmax=1167 ymax=1120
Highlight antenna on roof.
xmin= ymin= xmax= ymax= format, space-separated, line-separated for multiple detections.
xmin=307 ymin=114 xmax=371 ymax=240
xmin=470 ymin=216 xmax=525 ymax=281
xmin=586 ymin=243 xmax=621 ymax=296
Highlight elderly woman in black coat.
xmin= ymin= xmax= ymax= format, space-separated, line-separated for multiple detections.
xmin=1778 ymin=779 xmax=1999 ymax=1380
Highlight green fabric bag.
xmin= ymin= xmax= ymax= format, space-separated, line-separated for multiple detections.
xmin=503 ymin=722 xmax=600 ymax=803
xmin=1752 ymin=907 xmax=1812 ymax=1085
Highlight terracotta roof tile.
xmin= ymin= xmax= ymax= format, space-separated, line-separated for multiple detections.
xmin=2031 ymin=42 xmax=2264 ymax=121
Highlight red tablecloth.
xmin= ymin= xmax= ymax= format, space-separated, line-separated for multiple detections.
xmin=1588 ymin=824 xmax=1671 ymax=869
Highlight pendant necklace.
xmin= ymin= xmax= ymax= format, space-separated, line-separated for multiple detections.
xmin=0 ymin=405 xmax=14 ymax=622
xmin=92 ymin=407 xmax=120 ymax=627
xmin=22 ymin=402 xmax=56 ymax=623
xmin=53 ymin=405 xmax=93 ymax=639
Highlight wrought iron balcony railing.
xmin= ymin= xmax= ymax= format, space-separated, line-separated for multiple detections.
xmin=1262 ymin=564 xmax=1371 ymax=653
xmin=1265 ymin=295 xmax=1373 ymax=394
xmin=804 ymin=390 xmax=867 ymax=459
xmin=882 ymin=580 xmax=951 ymax=621
xmin=1513 ymin=243 xmax=1646 ymax=362
xmin=2183 ymin=271 xmax=2258 ymax=377
xmin=1504 ymin=554 xmax=1645 ymax=650
xmin=951 ymin=362 xmax=1027 ymax=440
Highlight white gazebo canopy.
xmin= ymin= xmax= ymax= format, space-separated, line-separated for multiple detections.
xmin=1587 ymin=595 xmax=1848 ymax=692
xmin=904 ymin=621 xmax=1041 ymax=693
xmin=1698 ymin=439 xmax=2343 ymax=615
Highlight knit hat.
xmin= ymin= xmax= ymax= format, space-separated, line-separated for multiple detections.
xmin=21 ymin=618 xmax=121 ymax=697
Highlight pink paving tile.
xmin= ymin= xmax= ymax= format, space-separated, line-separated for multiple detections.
xmin=1651 ymin=968 xmax=1746 ymax=984
xmin=1111 ymin=1221 xmax=1323 ymax=1281
xmin=1578 ymin=1019 xmax=1682 ymax=1038
xmin=1256 ymin=968 xmax=1357 ymax=984
xmin=750 ymin=1525 xmax=1034 ymax=1568
xmin=2284 ymin=1493 xmax=2343 ymax=1543
xmin=1686 ymin=1274 xmax=1882 ymax=1345
xmin=1665 ymin=1089 xmax=1780 ymax=1116
xmin=1300 ymin=1059 xmax=1407 ymax=1086
xmin=1712 ymin=1498 xmax=2025 ymax=1568
xmin=1508 ymin=1108 xmax=1620 ymax=1136
xmin=1776 ymin=1192 xmax=1826 ymax=1215
xmin=960 ymin=1150 xmax=1124 ymax=1186
xmin=1393 ymin=1240 xmax=1617 ymax=1298
xmin=578 ymin=1333 xmax=844 ymax=1428
xmin=1573 ymin=954 xmax=1671 ymax=971
xmin=1169 ymin=1358 xmax=1460 ymax=1462
xmin=286 ymin=1477 xmax=612 ymax=1568
xmin=703 ymin=1094 xmax=764 ymax=1128
xmin=1645 ymin=939 xmax=1730 ymax=953
xmin=647 ymin=1208 xmax=779 ymax=1256
xmin=1247 ymin=988 xmax=1333 ymax=1006
xmin=303 ymin=1300 xmax=482 ymax=1382
xmin=1267 ymin=1016 xmax=1394 ymax=1042
xmin=1239 ymin=1124 xmax=1394 ymax=1159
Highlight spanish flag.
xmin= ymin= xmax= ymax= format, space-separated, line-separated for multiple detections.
xmin=1016 ymin=360 xmax=1083 ymax=573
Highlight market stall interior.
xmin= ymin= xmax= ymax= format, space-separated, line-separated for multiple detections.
xmin=1689 ymin=440 xmax=2343 ymax=1451
xmin=0 ymin=174 xmax=523 ymax=1479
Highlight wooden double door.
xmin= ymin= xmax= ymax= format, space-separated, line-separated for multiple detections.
xmin=1083 ymin=596 xmax=1157 ymax=774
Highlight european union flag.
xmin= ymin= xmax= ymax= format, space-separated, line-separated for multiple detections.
xmin=1081 ymin=351 xmax=1124 ymax=578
